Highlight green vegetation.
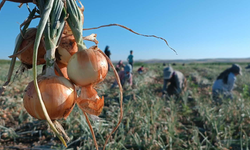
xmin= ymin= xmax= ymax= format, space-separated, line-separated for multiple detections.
xmin=1 ymin=60 xmax=250 ymax=149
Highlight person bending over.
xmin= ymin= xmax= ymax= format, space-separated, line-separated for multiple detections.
xmin=162 ymin=65 xmax=186 ymax=97
xmin=212 ymin=64 xmax=242 ymax=104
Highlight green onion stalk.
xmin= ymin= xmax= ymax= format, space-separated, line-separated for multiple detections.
xmin=43 ymin=0 xmax=66 ymax=75
xmin=66 ymin=0 xmax=87 ymax=51
xmin=0 ymin=8 xmax=36 ymax=95
xmin=33 ymin=0 xmax=68 ymax=147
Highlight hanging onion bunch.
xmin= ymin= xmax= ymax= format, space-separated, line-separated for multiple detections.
xmin=55 ymin=4 xmax=99 ymax=79
xmin=21 ymin=0 xmax=73 ymax=146
xmin=0 ymin=2 xmax=97 ymax=95
xmin=1 ymin=0 xmax=176 ymax=149
xmin=66 ymin=44 xmax=123 ymax=150
xmin=64 ymin=1 xmax=124 ymax=149
xmin=55 ymin=33 xmax=99 ymax=79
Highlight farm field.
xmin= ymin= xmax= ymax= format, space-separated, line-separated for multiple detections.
xmin=1 ymin=60 xmax=250 ymax=150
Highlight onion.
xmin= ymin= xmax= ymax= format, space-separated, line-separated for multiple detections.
xmin=56 ymin=35 xmax=78 ymax=65
xmin=62 ymin=23 xmax=74 ymax=37
xmin=23 ymin=76 xmax=76 ymax=120
xmin=56 ymin=6 xmax=84 ymax=65
xmin=15 ymin=28 xmax=46 ymax=66
xmin=77 ymin=86 xmax=104 ymax=116
xmin=67 ymin=46 xmax=108 ymax=86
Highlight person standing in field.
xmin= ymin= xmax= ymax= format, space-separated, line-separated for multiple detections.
xmin=127 ymin=50 xmax=134 ymax=69
xmin=162 ymin=65 xmax=186 ymax=97
xmin=104 ymin=45 xmax=111 ymax=71
xmin=212 ymin=64 xmax=242 ymax=104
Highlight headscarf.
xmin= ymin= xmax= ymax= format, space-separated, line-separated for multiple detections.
xmin=217 ymin=64 xmax=242 ymax=84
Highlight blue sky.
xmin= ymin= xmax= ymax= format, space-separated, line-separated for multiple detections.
xmin=0 ymin=0 xmax=249 ymax=61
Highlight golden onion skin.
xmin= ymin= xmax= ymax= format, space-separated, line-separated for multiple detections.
xmin=77 ymin=86 xmax=104 ymax=116
xmin=17 ymin=28 xmax=46 ymax=66
xmin=94 ymin=49 xmax=109 ymax=84
xmin=62 ymin=22 xmax=74 ymax=37
xmin=23 ymin=76 xmax=76 ymax=120
xmin=56 ymin=35 xmax=78 ymax=65
xmin=67 ymin=47 xmax=108 ymax=86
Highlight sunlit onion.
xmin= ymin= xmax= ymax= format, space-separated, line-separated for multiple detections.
xmin=56 ymin=35 xmax=78 ymax=65
xmin=67 ymin=46 xmax=108 ymax=86
xmin=23 ymin=76 xmax=76 ymax=120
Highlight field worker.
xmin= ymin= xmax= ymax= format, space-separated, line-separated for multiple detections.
xmin=127 ymin=50 xmax=134 ymax=69
xmin=137 ymin=65 xmax=144 ymax=74
xmin=115 ymin=60 xmax=125 ymax=72
xmin=111 ymin=64 xmax=133 ymax=89
xmin=162 ymin=65 xmax=186 ymax=97
xmin=212 ymin=64 xmax=242 ymax=103
xmin=104 ymin=45 xmax=111 ymax=71
xmin=245 ymin=64 xmax=250 ymax=69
